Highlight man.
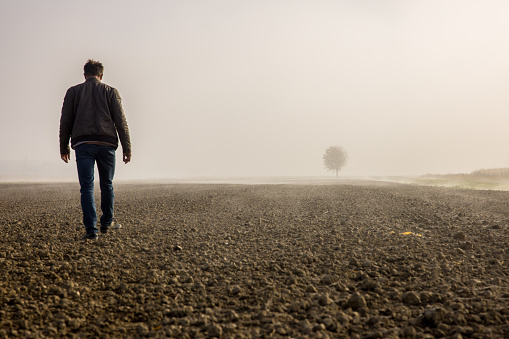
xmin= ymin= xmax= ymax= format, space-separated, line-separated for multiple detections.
xmin=59 ymin=59 xmax=131 ymax=240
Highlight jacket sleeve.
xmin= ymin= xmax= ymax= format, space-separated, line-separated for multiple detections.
xmin=59 ymin=88 xmax=75 ymax=155
xmin=109 ymin=88 xmax=131 ymax=154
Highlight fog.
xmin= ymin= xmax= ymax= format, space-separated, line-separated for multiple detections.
xmin=1 ymin=0 xmax=509 ymax=180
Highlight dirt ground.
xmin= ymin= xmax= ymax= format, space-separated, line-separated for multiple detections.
xmin=0 ymin=182 xmax=508 ymax=338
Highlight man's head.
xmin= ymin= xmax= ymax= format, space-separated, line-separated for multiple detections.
xmin=84 ymin=59 xmax=104 ymax=79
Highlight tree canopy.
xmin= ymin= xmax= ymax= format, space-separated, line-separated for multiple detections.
xmin=323 ymin=145 xmax=348 ymax=177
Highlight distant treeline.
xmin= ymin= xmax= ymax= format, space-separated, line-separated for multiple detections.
xmin=423 ymin=168 xmax=509 ymax=181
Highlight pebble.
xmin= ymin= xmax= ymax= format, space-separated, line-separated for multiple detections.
xmin=402 ymin=291 xmax=421 ymax=306
xmin=306 ymin=285 xmax=318 ymax=293
xmin=230 ymin=286 xmax=241 ymax=295
xmin=419 ymin=291 xmax=432 ymax=304
xmin=317 ymin=293 xmax=332 ymax=306
xmin=347 ymin=293 xmax=367 ymax=310
xmin=137 ymin=324 xmax=149 ymax=336
xmin=299 ymin=319 xmax=312 ymax=334
xmin=349 ymin=258 xmax=360 ymax=267
xmin=206 ymin=324 xmax=222 ymax=338
xmin=362 ymin=259 xmax=372 ymax=267
xmin=453 ymin=232 xmax=466 ymax=240
xmin=285 ymin=276 xmax=297 ymax=285
xmin=459 ymin=241 xmax=473 ymax=250
xmin=320 ymin=274 xmax=335 ymax=285
xmin=402 ymin=326 xmax=416 ymax=338
xmin=422 ymin=307 xmax=444 ymax=326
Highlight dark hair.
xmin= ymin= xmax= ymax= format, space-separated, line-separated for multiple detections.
xmin=84 ymin=59 xmax=104 ymax=77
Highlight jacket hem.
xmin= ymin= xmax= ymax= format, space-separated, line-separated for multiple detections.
xmin=71 ymin=135 xmax=118 ymax=150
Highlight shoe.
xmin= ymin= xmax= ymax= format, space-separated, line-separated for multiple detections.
xmin=82 ymin=233 xmax=98 ymax=241
xmin=100 ymin=226 xmax=109 ymax=234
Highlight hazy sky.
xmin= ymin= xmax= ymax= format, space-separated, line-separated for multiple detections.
xmin=1 ymin=0 xmax=509 ymax=179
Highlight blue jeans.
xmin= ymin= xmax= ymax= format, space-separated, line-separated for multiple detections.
xmin=75 ymin=144 xmax=116 ymax=234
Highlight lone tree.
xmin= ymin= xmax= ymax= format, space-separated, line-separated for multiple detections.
xmin=323 ymin=145 xmax=348 ymax=177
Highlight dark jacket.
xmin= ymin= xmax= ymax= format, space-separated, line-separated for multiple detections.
xmin=59 ymin=77 xmax=131 ymax=155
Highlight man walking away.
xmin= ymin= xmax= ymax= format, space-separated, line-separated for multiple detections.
xmin=59 ymin=59 xmax=131 ymax=240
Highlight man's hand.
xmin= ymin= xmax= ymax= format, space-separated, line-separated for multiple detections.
xmin=123 ymin=153 xmax=131 ymax=164
xmin=61 ymin=153 xmax=70 ymax=163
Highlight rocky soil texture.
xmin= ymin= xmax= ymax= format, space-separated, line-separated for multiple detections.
xmin=0 ymin=182 xmax=508 ymax=338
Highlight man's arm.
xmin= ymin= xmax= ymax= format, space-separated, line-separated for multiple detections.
xmin=59 ymin=88 xmax=75 ymax=161
xmin=109 ymin=88 xmax=131 ymax=155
